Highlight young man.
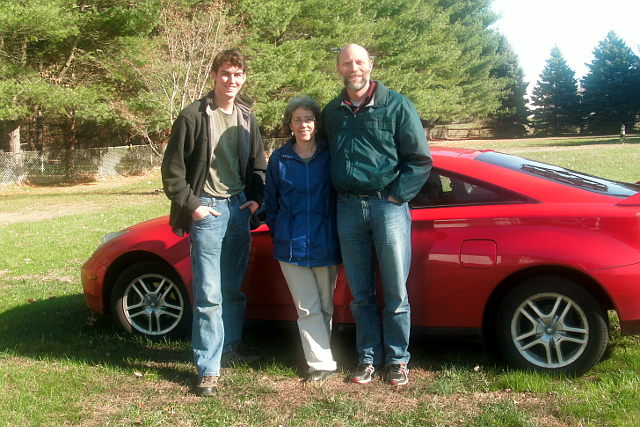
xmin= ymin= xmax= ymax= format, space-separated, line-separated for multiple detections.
xmin=322 ymin=44 xmax=432 ymax=386
xmin=161 ymin=49 xmax=266 ymax=396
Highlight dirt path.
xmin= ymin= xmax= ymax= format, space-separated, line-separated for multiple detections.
xmin=0 ymin=174 xmax=162 ymax=226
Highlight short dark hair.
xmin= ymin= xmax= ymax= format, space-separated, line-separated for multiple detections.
xmin=211 ymin=49 xmax=247 ymax=75
xmin=281 ymin=95 xmax=321 ymax=133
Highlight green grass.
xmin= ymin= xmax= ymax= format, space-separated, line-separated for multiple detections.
xmin=1 ymin=137 xmax=640 ymax=425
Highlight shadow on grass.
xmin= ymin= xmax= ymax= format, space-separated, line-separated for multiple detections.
xmin=0 ymin=294 xmax=500 ymax=384
xmin=0 ymin=294 xmax=192 ymax=384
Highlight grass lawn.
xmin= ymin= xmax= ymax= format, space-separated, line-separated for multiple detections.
xmin=1 ymin=136 xmax=640 ymax=425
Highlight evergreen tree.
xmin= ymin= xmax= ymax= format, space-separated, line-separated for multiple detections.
xmin=372 ymin=0 xmax=504 ymax=129
xmin=581 ymin=32 xmax=640 ymax=135
xmin=487 ymin=35 xmax=529 ymax=138
xmin=1 ymin=0 xmax=528 ymax=146
xmin=234 ymin=0 xmax=507 ymax=134
xmin=0 ymin=0 xmax=160 ymax=151
xmin=530 ymin=47 xmax=581 ymax=136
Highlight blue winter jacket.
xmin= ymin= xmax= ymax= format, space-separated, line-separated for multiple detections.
xmin=264 ymin=139 xmax=341 ymax=267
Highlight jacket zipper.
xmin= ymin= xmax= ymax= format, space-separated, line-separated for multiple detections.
xmin=305 ymin=157 xmax=311 ymax=265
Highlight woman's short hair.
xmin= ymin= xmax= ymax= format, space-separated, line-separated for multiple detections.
xmin=281 ymin=95 xmax=321 ymax=133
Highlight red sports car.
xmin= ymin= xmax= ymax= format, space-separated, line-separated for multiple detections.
xmin=82 ymin=146 xmax=640 ymax=375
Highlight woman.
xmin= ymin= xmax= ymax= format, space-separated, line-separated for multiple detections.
xmin=264 ymin=95 xmax=341 ymax=381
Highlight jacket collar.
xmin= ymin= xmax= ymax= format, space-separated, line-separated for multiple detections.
xmin=281 ymin=137 xmax=327 ymax=160
xmin=340 ymin=80 xmax=376 ymax=113
xmin=333 ymin=80 xmax=389 ymax=110
xmin=201 ymin=90 xmax=254 ymax=113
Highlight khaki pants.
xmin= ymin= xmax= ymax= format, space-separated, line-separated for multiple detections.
xmin=279 ymin=261 xmax=338 ymax=373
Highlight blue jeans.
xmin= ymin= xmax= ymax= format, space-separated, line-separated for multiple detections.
xmin=190 ymin=192 xmax=251 ymax=377
xmin=337 ymin=193 xmax=412 ymax=366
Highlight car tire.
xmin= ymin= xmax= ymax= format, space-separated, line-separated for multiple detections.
xmin=111 ymin=262 xmax=192 ymax=338
xmin=496 ymin=276 xmax=608 ymax=376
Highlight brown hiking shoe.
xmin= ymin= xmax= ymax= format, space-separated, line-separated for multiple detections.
xmin=195 ymin=375 xmax=218 ymax=396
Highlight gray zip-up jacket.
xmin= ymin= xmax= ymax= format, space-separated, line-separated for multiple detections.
xmin=161 ymin=91 xmax=266 ymax=236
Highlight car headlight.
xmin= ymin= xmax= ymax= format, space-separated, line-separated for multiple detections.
xmin=98 ymin=230 xmax=129 ymax=248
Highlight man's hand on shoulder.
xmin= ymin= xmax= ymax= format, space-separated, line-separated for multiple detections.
xmin=192 ymin=205 xmax=222 ymax=220
xmin=240 ymin=200 xmax=259 ymax=214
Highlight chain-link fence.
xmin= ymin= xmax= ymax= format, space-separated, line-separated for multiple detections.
xmin=0 ymin=145 xmax=164 ymax=185
xmin=0 ymin=138 xmax=287 ymax=186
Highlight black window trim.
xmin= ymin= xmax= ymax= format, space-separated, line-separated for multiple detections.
xmin=409 ymin=167 xmax=538 ymax=209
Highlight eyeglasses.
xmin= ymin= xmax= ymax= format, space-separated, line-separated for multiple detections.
xmin=292 ymin=117 xmax=316 ymax=125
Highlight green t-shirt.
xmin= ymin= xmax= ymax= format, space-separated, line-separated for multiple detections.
xmin=203 ymin=107 xmax=244 ymax=197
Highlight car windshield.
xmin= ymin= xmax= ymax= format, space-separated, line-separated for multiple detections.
xmin=476 ymin=151 xmax=640 ymax=198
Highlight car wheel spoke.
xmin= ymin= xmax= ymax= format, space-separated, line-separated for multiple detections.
xmin=519 ymin=306 xmax=539 ymax=326
xmin=159 ymin=281 xmax=174 ymax=298
xmin=558 ymin=300 xmax=574 ymax=323
xmin=124 ymin=301 xmax=145 ymax=311
xmin=130 ymin=280 xmax=147 ymax=299
xmin=558 ymin=335 xmax=587 ymax=345
xmin=548 ymin=296 xmax=562 ymax=318
xmin=162 ymin=301 xmax=183 ymax=311
xmin=158 ymin=309 xmax=181 ymax=319
xmin=552 ymin=340 xmax=564 ymax=365
xmin=128 ymin=310 xmax=148 ymax=319
xmin=136 ymin=278 xmax=153 ymax=296
xmin=560 ymin=324 xmax=588 ymax=335
xmin=519 ymin=337 xmax=544 ymax=351
xmin=526 ymin=300 xmax=547 ymax=320
xmin=514 ymin=328 xmax=538 ymax=342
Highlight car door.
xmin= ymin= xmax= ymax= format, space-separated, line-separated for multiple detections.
xmin=408 ymin=168 xmax=532 ymax=330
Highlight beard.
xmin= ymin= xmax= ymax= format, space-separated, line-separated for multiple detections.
xmin=343 ymin=74 xmax=370 ymax=91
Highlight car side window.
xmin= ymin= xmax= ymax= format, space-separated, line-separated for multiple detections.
xmin=410 ymin=168 xmax=528 ymax=208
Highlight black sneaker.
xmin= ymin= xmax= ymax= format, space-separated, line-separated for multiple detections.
xmin=385 ymin=363 xmax=409 ymax=385
xmin=195 ymin=375 xmax=218 ymax=396
xmin=221 ymin=345 xmax=260 ymax=368
xmin=307 ymin=370 xmax=335 ymax=382
xmin=351 ymin=363 xmax=375 ymax=384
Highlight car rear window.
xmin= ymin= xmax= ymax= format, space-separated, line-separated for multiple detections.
xmin=476 ymin=151 xmax=640 ymax=198
xmin=410 ymin=168 xmax=531 ymax=208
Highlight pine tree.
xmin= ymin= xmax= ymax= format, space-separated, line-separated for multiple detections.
xmin=0 ymin=0 xmax=161 ymax=151
xmin=235 ymin=0 xmax=507 ymax=134
xmin=487 ymin=35 xmax=529 ymax=138
xmin=581 ymin=32 xmax=640 ymax=135
xmin=530 ymin=47 xmax=581 ymax=136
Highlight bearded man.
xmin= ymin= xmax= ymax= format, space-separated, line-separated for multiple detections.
xmin=322 ymin=43 xmax=432 ymax=386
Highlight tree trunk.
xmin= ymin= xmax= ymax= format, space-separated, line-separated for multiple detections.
xmin=59 ymin=36 xmax=79 ymax=80
xmin=64 ymin=118 xmax=77 ymax=182
xmin=20 ymin=36 xmax=27 ymax=66
xmin=6 ymin=122 xmax=25 ymax=183
xmin=8 ymin=123 xmax=21 ymax=153
xmin=35 ymin=108 xmax=43 ymax=150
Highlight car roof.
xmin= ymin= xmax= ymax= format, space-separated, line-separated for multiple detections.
xmin=430 ymin=146 xmax=632 ymax=203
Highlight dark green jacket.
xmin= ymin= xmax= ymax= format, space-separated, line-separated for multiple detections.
xmin=161 ymin=92 xmax=266 ymax=236
xmin=322 ymin=81 xmax=432 ymax=203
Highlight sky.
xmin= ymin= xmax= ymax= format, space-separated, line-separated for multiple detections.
xmin=491 ymin=0 xmax=640 ymax=91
